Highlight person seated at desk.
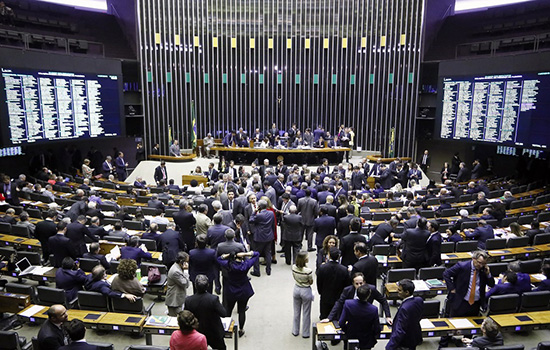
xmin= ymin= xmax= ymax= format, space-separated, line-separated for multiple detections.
xmin=170 ymin=310 xmax=208 ymax=350
xmin=464 ymin=219 xmax=494 ymax=250
xmin=167 ymin=179 xmax=182 ymax=194
xmin=134 ymin=176 xmax=147 ymax=189
xmin=85 ymin=201 xmax=105 ymax=221
xmin=170 ymin=139 xmax=182 ymax=157
xmin=534 ymin=264 xmax=550 ymax=291
xmin=339 ymin=284 xmax=381 ymax=350
xmin=148 ymin=195 xmax=165 ymax=212
xmin=446 ymin=228 xmax=464 ymax=243
xmin=222 ymin=130 xmax=236 ymax=147
xmin=83 ymin=242 xmax=117 ymax=270
xmin=120 ymin=236 xmax=152 ymax=266
xmin=500 ymin=260 xmax=532 ymax=293
xmin=37 ymin=304 xmax=69 ymax=350
xmin=56 ymin=257 xmax=88 ymax=301
xmin=111 ymin=258 xmax=146 ymax=297
xmin=480 ymin=207 xmax=495 ymax=221
xmin=257 ymin=137 xmax=270 ymax=149
xmin=462 ymin=317 xmax=503 ymax=350
xmin=88 ymin=216 xmax=110 ymax=239
xmin=15 ymin=211 xmax=35 ymax=237
xmin=526 ymin=220 xmax=543 ymax=245
xmin=79 ymin=178 xmax=91 ymax=191
xmin=141 ymin=222 xmax=161 ymax=242
xmin=59 ymin=319 xmax=97 ymax=350
xmin=292 ymin=136 xmax=304 ymax=148
xmin=486 ymin=271 xmax=520 ymax=298
xmin=108 ymin=221 xmax=130 ymax=242
xmin=0 ymin=207 xmax=16 ymax=224
xmin=114 ymin=206 xmax=132 ymax=222
xmin=186 ymin=179 xmax=204 ymax=195
xmin=203 ymin=133 xmax=215 ymax=158
xmin=86 ymin=265 xmax=137 ymax=301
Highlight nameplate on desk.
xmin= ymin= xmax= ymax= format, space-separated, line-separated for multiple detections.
xmin=432 ymin=321 xmax=449 ymax=328
xmin=84 ymin=314 xmax=101 ymax=320
xmin=126 ymin=316 xmax=142 ymax=323
xmin=516 ymin=315 xmax=532 ymax=322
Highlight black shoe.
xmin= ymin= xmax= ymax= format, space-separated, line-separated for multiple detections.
xmin=266 ymin=270 xmax=271 ymax=276
xmin=245 ymin=306 xmax=249 ymax=311
xmin=280 ymin=253 xmax=285 ymax=258
xmin=276 ymin=249 xmax=284 ymax=253
xmin=272 ymin=260 xmax=277 ymax=264
xmin=250 ymin=271 xmax=261 ymax=277
xmin=307 ymin=248 xmax=316 ymax=252
xmin=238 ymin=330 xmax=245 ymax=338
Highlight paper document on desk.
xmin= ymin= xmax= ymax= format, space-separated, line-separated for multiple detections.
xmin=449 ymin=318 xmax=475 ymax=329
xmin=420 ymin=319 xmax=435 ymax=329
xmin=532 ymin=273 xmax=547 ymax=281
xmin=102 ymin=211 xmax=115 ymax=217
xmin=441 ymin=254 xmax=451 ymax=260
xmin=32 ymin=267 xmax=53 ymax=275
xmin=375 ymin=255 xmax=387 ymax=263
xmin=412 ymin=280 xmax=430 ymax=292
xmin=20 ymin=305 xmax=46 ymax=317
xmin=221 ymin=317 xmax=232 ymax=331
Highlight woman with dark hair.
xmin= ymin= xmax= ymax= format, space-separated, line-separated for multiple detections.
xmin=292 ymin=251 xmax=314 ymax=338
xmin=169 ymin=310 xmax=207 ymax=350
xmin=217 ymin=251 xmax=259 ymax=337
xmin=317 ymin=235 xmax=339 ymax=267
xmin=111 ymin=259 xmax=145 ymax=297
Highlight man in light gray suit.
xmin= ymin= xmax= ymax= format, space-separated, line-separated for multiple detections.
xmin=169 ymin=139 xmax=181 ymax=157
xmin=281 ymin=206 xmax=303 ymax=265
xmin=165 ymin=251 xmax=190 ymax=316
xmin=216 ymin=229 xmax=246 ymax=257
xmin=263 ymin=181 xmax=277 ymax=208
xmin=297 ymin=188 xmax=319 ymax=252
xmin=212 ymin=200 xmax=233 ymax=226
xmin=195 ymin=204 xmax=213 ymax=236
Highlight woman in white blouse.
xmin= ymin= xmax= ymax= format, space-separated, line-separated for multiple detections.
xmin=292 ymin=251 xmax=314 ymax=338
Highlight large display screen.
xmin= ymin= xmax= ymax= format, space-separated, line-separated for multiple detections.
xmin=0 ymin=67 xmax=121 ymax=145
xmin=438 ymin=72 xmax=550 ymax=150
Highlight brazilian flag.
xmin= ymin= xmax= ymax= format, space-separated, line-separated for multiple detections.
xmin=190 ymin=100 xmax=197 ymax=149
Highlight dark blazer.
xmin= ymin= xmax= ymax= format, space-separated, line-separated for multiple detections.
xmin=157 ymin=229 xmax=186 ymax=265
xmin=0 ymin=181 xmax=20 ymax=205
xmin=184 ymin=292 xmax=226 ymax=348
xmin=313 ymin=215 xmax=336 ymax=246
xmin=320 ymin=203 xmax=338 ymax=220
xmin=85 ymin=279 xmax=122 ymax=298
xmin=350 ymin=255 xmax=378 ymax=286
xmin=82 ymin=252 xmax=110 ymax=270
xmin=207 ymin=224 xmax=231 ymax=249
xmin=465 ymin=224 xmax=494 ymax=250
xmin=38 ymin=320 xmax=68 ymax=350
xmin=88 ymin=225 xmax=109 ymax=239
xmin=369 ymin=223 xmax=393 ymax=247
xmin=401 ymin=227 xmax=430 ymax=269
xmin=281 ymin=213 xmax=303 ymax=242
xmin=34 ymin=219 xmax=57 ymax=258
xmin=316 ymin=261 xmax=350 ymax=306
xmin=456 ymin=167 xmax=471 ymax=183
xmin=59 ymin=342 xmax=98 ymax=350
xmin=339 ymin=299 xmax=380 ymax=349
xmin=427 ymin=232 xmax=442 ymax=266
xmin=403 ymin=215 xmax=420 ymax=230
xmin=49 ymin=234 xmax=77 ymax=268
xmin=172 ymin=210 xmax=196 ymax=251
xmin=154 ymin=165 xmax=168 ymax=184
xmin=350 ymin=172 xmax=366 ymax=190
xmin=386 ymin=296 xmax=424 ymax=350
xmin=55 ymin=268 xmax=88 ymax=301
xmin=337 ymin=214 xmax=355 ymax=238
xmin=101 ymin=161 xmax=113 ymax=178
xmin=189 ymin=248 xmax=217 ymax=282
xmin=486 ymin=282 xmax=521 ymax=299
xmin=120 ymin=246 xmax=152 ymax=266
xmin=147 ymin=199 xmax=165 ymax=211
xmin=443 ymin=260 xmax=494 ymax=309
xmin=297 ymin=196 xmax=319 ymax=226
xmin=204 ymin=168 xmax=219 ymax=182
xmin=340 ymin=232 xmax=367 ymax=266
xmin=66 ymin=222 xmax=98 ymax=257
xmin=379 ymin=169 xmax=393 ymax=189
xmin=328 ymin=284 xmax=391 ymax=320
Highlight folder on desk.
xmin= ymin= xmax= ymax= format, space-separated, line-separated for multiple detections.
xmin=426 ymin=279 xmax=445 ymax=288
xmin=375 ymin=255 xmax=388 ymax=264
xmin=420 ymin=319 xmax=435 ymax=329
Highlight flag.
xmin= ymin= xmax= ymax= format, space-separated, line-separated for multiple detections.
xmin=168 ymin=125 xmax=173 ymax=146
xmin=388 ymin=127 xmax=395 ymax=158
xmin=190 ymin=100 xmax=197 ymax=149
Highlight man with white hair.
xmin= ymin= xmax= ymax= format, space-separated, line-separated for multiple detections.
xmin=42 ymin=184 xmax=55 ymax=202
xmin=212 ymin=200 xmax=233 ymax=226
xmin=204 ymin=133 xmax=215 ymax=158
xmin=453 ymin=209 xmax=476 ymax=233
xmin=503 ymin=191 xmax=514 ymax=210
xmin=169 ymin=140 xmax=181 ymax=157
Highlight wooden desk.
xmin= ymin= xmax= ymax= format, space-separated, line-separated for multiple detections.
xmin=181 ymin=174 xmax=208 ymax=186
xmin=491 ymin=313 xmax=538 ymax=332
xmin=212 ymin=146 xmax=350 ymax=164
xmin=148 ymin=154 xmax=196 ymax=162
xmin=97 ymin=312 xmax=146 ymax=333
xmin=385 ymin=280 xmax=447 ymax=299
xmin=365 ymin=155 xmax=412 ymax=163
xmin=488 ymin=246 xmax=541 ymax=260
xmin=18 ymin=305 xmax=107 ymax=328
xmin=0 ymin=291 xmax=30 ymax=313
xmin=528 ymin=311 xmax=550 ymax=329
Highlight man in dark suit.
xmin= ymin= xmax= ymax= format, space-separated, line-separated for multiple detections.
xmin=250 ymin=200 xmax=275 ymax=276
xmin=320 ymin=196 xmax=338 ymax=220
xmin=147 ymin=195 xmax=165 ymax=212
xmin=350 ymin=166 xmax=366 ymax=190
xmin=324 ymin=272 xmax=392 ymax=324
xmin=427 ymin=220 xmax=442 ymax=266
xmin=337 ymin=205 xmax=356 ymax=238
xmin=87 ymin=217 xmax=110 ymax=239
xmin=473 ymin=192 xmax=489 ymax=214
xmin=453 ymin=209 xmax=477 ymax=233
xmin=216 ymin=228 xmax=246 ymax=256
xmin=316 ymin=185 xmax=331 ymax=205
xmin=386 ymin=279 xmax=424 ymax=350
xmin=204 ymin=162 xmax=219 ymax=182
xmin=339 ymin=284 xmax=381 ymax=350
xmin=313 ymin=207 xmax=336 ymax=253
xmin=456 ymin=162 xmax=471 ymax=183
xmin=185 ymin=275 xmax=227 ymax=350
xmin=281 ymin=206 xmax=303 ymax=265
xmin=419 ymin=149 xmax=431 ymax=173
xmin=59 ymin=319 xmax=97 ymax=350
xmin=465 ymin=220 xmax=494 ymax=250
xmin=526 ymin=220 xmax=543 ymax=245
xmin=403 ymin=207 xmax=421 ymax=229
xmin=55 ymin=257 xmax=88 ymax=301
xmin=153 ymin=160 xmax=168 ymax=185
xmin=115 ymin=151 xmax=128 ymax=181
xmin=379 ymin=164 xmax=393 ymax=189
xmin=83 ymin=242 xmax=112 ymax=270
xmin=50 ymin=221 xmax=78 ymax=268
xmin=66 ymin=215 xmax=98 ymax=257
xmin=340 ymin=218 xmax=367 ymax=266
xmin=120 ymin=236 xmax=152 ymax=266
xmin=189 ymin=235 xmax=218 ymax=293
xmin=399 ymin=217 xmax=431 ymax=270
xmin=37 ymin=304 xmax=69 ymax=350
xmin=369 ymin=218 xmax=399 ymax=248
xmin=297 ymin=188 xmax=319 ymax=252
xmin=471 ymin=159 xmax=483 ymax=179
xmin=34 ymin=209 xmax=58 ymax=261
xmin=350 ymin=242 xmax=378 ymax=286
xmin=333 ymin=181 xmax=347 ymax=206
xmin=316 ymin=248 xmax=350 ymax=319
xmin=173 ymin=200 xmax=196 ymax=252
xmin=157 ymin=222 xmax=186 ymax=267
xmin=0 ymin=175 xmax=20 ymax=205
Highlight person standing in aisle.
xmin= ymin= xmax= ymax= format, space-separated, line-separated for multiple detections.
xmin=292 ymin=251 xmax=314 ymax=338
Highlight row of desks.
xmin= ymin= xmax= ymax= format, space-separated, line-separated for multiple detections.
xmin=17 ymin=304 xmax=238 ymax=349
xmin=314 ymin=311 xmax=550 ymax=349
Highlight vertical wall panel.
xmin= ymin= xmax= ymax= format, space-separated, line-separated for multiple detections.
xmin=138 ymin=0 xmax=424 ymax=157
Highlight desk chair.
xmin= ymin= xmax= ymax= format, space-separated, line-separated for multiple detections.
xmin=77 ymin=291 xmax=110 ymax=312
xmin=141 ymin=262 xmax=168 ymax=299
xmin=486 ymin=345 xmax=525 ymax=350
xmin=532 ymin=341 xmax=550 ymax=350
xmin=500 ymin=217 xmax=518 ymax=228
xmin=441 ymin=241 xmax=455 ymax=253
xmin=0 ymin=246 xmax=15 ymax=259
xmin=418 ymin=266 xmax=445 ymax=280
xmin=0 ymin=222 xmax=11 ymax=234
xmin=461 ymin=221 xmax=478 ymax=231
xmin=138 ymin=239 xmax=157 ymax=252
xmin=421 ymin=299 xmax=441 ymax=318
xmin=485 ymin=219 xmax=499 ymax=228
xmin=103 ymin=218 xmax=122 ymax=226
xmin=518 ymin=215 xmax=535 ymax=225
xmin=102 ymin=182 xmax=116 ymax=190
xmin=487 ymin=294 xmax=520 ymax=315
xmin=388 ymin=200 xmax=403 ymax=208
xmin=372 ymin=244 xmax=392 ymax=256
xmin=150 ymin=187 xmax=163 ymax=194
xmin=137 ymin=196 xmax=149 ymax=204
xmin=5 ymin=282 xmax=36 ymax=303
xmin=486 ymin=238 xmax=507 ymax=250
xmin=519 ymin=290 xmax=550 ymax=312
xmin=507 ymin=236 xmax=530 ymax=248
xmin=10 ymin=225 xmax=29 ymax=238
xmin=103 ymin=235 xmax=126 ymax=243
xmin=459 ymin=194 xmax=473 ymax=202
xmin=420 ymin=210 xmax=435 ymax=218
xmin=0 ymin=331 xmax=30 ymax=350
xmin=426 ymin=198 xmax=440 ymax=206
xmin=538 ymin=212 xmax=550 ymax=222
xmin=37 ymin=286 xmax=77 ymax=309
xmin=26 ymin=208 xmax=42 ymax=219
xmin=165 ymin=209 xmax=178 ymax=217
xmin=534 ymin=233 xmax=550 ymax=245
xmin=363 ymin=201 xmax=381 ymax=209
xmin=386 ymin=268 xmax=416 ymax=284
xmin=440 ymin=208 xmax=457 ymax=217
xmin=141 ymin=207 xmax=161 ymax=216
xmin=456 ymin=240 xmax=479 ymax=252
xmin=489 ymin=190 xmax=503 ymax=199
xmin=10 ymin=206 xmax=23 ymax=215
xmin=111 ymin=297 xmax=155 ymax=316
xmin=360 ymin=212 xmax=372 ymax=221
xmin=519 ymin=259 xmax=542 ymax=274
xmin=373 ymin=212 xmax=391 ymax=221
xmin=79 ymin=257 xmax=101 ymax=272
xmin=509 ymin=200 xmax=523 ymax=209
xmin=109 ymin=260 xmax=120 ymax=275
xmin=16 ymin=251 xmax=41 ymax=266
xmin=123 ymin=220 xmax=143 ymax=231
xmin=441 ymin=348 xmax=480 ymax=350
xmin=488 ymin=263 xmax=508 ymax=277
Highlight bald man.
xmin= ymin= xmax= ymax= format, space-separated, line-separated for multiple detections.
xmin=38 ymin=304 xmax=69 ymax=349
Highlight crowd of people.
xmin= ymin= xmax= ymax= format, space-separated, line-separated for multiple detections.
xmin=0 ymin=141 xmax=549 ymax=350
